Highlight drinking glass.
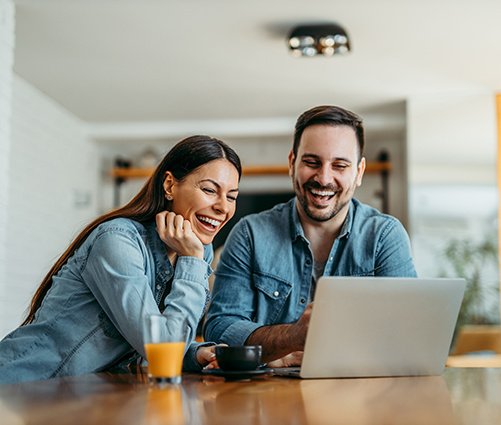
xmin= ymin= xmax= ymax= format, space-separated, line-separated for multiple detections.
xmin=143 ymin=313 xmax=188 ymax=384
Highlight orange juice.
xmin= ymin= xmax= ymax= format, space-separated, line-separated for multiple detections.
xmin=145 ymin=341 xmax=185 ymax=378
xmin=145 ymin=387 xmax=185 ymax=424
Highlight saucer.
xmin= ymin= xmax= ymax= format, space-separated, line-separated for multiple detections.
xmin=202 ymin=368 xmax=274 ymax=380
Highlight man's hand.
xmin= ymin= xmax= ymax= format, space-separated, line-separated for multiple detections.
xmin=245 ymin=302 xmax=313 ymax=363
xmin=267 ymin=351 xmax=303 ymax=368
xmin=289 ymin=302 xmax=313 ymax=347
xmin=156 ymin=211 xmax=204 ymax=259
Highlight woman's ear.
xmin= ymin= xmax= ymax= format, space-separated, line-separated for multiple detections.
xmin=163 ymin=171 xmax=175 ymax=200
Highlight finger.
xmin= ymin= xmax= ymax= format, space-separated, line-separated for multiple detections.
xmin=155 ymin=211 xmax=168 ymax=232
xmin=165 ymin=212 xmax=178 ymax=236
xmin=166 ymin=211 xmax=177 ymax=225
xmin=204 ymin=356 xmax=219 ymax=370
xmin=183 ymin=219 xmax=193 ymax=235
xmin=202 ymin=349 xmax=218 ymax=369
xmin=173 ymin=214 xmax=185 ymax=237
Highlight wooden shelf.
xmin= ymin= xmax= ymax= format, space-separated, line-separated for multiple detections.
xmin=110 ymin=158 xmax=392 ymax=212
xmin=110 ymin=161 xmax=391 ymax=179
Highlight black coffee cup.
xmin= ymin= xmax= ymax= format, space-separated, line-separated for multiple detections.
xmin=215 ymin=345 xmax=262 ymax=371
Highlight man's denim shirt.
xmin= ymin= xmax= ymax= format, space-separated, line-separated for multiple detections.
xmin=204 ymin=198 xmax=417 ymax=346
xmin=0 ymin=218 xmax=213 ymax=384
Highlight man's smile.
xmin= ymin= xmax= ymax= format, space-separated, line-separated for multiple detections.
xmin=304 ymin=183 xmax=340 ymax=206
xmin=309 ymin=188 xmax=336 ymax=201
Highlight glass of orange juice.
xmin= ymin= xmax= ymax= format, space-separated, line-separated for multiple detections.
xmin=143 ymin=313 xmax=188 ymax=384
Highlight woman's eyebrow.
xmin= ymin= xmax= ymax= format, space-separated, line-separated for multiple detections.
xmin=200 ymin=179 xmax=239 ymax=192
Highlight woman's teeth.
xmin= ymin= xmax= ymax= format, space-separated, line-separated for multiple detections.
xmin=197 ymin=216 xmax=222 ymax=228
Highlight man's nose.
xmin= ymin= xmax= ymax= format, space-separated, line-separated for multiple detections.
xmin=314 ymin=165 xmax=332 ymax=186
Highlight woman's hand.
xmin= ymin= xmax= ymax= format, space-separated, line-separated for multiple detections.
xmin=197 ymin=344 xmax=227 ymax=369
xmin=156 ymin=211 xmax=204 ymax=259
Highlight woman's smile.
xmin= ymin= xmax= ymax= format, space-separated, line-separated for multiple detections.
xmin=167 ymin=159 xmax=240 ymax=245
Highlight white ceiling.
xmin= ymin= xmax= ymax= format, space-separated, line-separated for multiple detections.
xmin=12 ymin=0 xmax=501 ymax=127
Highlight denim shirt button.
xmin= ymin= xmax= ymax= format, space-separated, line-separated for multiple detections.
xmin=301 ymin=298 xmax=306 ymax=303
xmin=329 ymin=257 xmax=333 ymax=261
xmin=156 ymin=285 xmax=161 ymax=290
xmin=306 ymin=260 xmax=311 ymax=265
xmin=274 ymin=291 xmax=279 ymax=297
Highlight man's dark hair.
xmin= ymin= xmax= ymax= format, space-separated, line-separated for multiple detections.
xmin=293 ymin=105 xmax=365 ymax=162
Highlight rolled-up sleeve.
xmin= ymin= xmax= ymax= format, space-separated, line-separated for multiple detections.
xmin=82 ymin=229 xmax=159 ymax=357
xmin=82 ymin=228 xmax=212 ymax=371
xmin=165 ymin=256 xmax=212 ymax=351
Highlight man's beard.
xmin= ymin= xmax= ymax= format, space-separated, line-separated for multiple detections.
xmin=296 ymin=180 xmax=352 ymax=223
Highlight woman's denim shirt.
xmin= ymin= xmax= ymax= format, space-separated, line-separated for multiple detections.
xmin=204 ymin=198 xmax=417 ymax=346
xmin=0 ymin=218 xmax=213 ymax=384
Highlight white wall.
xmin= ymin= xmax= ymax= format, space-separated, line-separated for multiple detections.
xmin=1 ymin=76 xmax=99 ymax=338
xmin=407 ymin=92 xmax=497 ymax=186
xmin=0 ymin=0 xmax=14 ymax=338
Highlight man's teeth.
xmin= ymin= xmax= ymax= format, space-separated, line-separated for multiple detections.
xmin=198 ymin=216 xmax=222 ymax=227
xmin=310 ymin=189 xmax=335 ymax=197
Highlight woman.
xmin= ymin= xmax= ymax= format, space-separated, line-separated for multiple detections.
xmin=0 ymin=135 xmax=241 ymax=384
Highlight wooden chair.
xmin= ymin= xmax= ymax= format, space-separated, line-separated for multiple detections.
xmin=447 ymin=325 xmax=501 ymax=367
xmin=451 ymin=325 xmax=501 ymax=355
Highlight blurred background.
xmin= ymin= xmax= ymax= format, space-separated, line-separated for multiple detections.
xmin=1 ymin=0 xmax=499 ymax=340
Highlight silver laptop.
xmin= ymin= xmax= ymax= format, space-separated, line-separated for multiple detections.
xmin=274 ymin=276 xmax=466 ymax=379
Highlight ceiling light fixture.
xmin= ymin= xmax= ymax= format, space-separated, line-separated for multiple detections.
xmin=287 ymin=23 xmax=350 ymax=57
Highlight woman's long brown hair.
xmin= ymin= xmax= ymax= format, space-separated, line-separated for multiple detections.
xmin=21 ymin=135 xmax=241 ymax=326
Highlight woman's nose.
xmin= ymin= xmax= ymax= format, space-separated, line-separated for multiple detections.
xmin=214 ymin=196 xmax=230 ymax=213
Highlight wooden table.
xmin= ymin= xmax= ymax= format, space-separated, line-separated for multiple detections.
xmin=1 ymin=368 xmax=500 ymax=424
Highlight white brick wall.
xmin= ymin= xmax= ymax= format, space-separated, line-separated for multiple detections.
xmin=1 ymin=75 xmax=99 ymax=338
xmin=0 ymin=0 xmax=14 ymax=338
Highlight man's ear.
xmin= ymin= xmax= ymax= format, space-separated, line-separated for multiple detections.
xmin=356 ymin=157 xmax=366 ymax=187
xmin=288 ymin=149 xmax=295 ymax=178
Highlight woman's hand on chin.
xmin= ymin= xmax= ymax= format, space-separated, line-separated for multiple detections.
xmin=155 ymin=211 xmax=204 ymax=259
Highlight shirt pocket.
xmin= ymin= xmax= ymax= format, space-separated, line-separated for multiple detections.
xmin=252 ymin=273 xmax=292 ymax=324
xmin=98 ymin=311 xmax=125 ymax=340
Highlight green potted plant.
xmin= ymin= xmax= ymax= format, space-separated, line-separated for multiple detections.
xmin=438 ymin=236 xmax=500 ymax=349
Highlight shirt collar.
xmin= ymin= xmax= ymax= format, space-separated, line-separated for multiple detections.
xmin=289 ymin=198 xmax=306 ymax=242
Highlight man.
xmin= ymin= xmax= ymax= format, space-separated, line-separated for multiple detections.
xmin=204 ymin=105 xmax=417 ymax=366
